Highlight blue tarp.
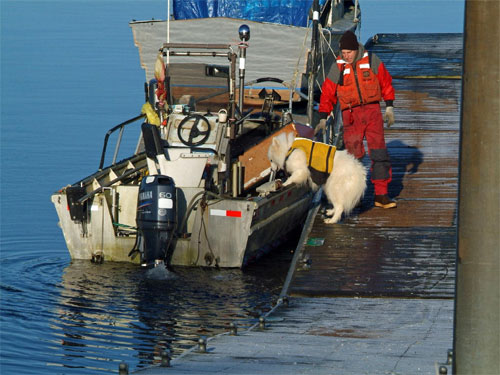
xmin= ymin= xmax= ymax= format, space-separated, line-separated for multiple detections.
xmin=173 ymin=0 xmax=326 ymax=27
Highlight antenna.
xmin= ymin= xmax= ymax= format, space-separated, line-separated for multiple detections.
xmin=167 ymin=0 xmax=171 ymax=64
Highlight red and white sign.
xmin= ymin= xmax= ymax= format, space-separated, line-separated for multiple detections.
xmin=210 ymin=209 xmax=242 ymax=218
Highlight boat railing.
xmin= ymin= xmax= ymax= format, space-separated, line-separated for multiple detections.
xmin=98 ymin=114 xmax=146 ymax=171
xmin=161 ymin=43 xmax=232 ymax=54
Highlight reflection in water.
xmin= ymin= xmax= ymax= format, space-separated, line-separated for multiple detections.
xmin=52 ymin=241 xmax=294 ymax=373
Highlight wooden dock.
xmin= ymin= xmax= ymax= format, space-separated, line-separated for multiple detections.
xmin=289 ymin=33 xmax=461 ymax=300
xmin=132 ymin=33 xmax=462 ymax=375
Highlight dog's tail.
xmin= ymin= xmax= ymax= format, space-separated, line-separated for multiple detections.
xmin=327 ymin=151 xmax=367 ymax=216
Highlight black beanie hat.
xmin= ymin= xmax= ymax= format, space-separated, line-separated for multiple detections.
xmin=339 ymin=30 xmax=359 ymax=50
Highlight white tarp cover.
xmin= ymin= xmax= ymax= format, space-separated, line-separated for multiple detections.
xmin=130 ymin=18 xmax=312 ymax=89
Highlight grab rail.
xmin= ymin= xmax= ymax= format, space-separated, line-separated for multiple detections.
xmin=98 ymin=114 xmax=145 ymax=171
xmin=279 ymin=188 xmax=322 ymax=300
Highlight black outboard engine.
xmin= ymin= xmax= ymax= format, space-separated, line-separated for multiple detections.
xmin=136 ymin=175 xmax=176 ymax=267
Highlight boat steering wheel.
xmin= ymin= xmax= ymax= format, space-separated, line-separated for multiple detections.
xmin=177 ymin=114 xmax=211 ymax=146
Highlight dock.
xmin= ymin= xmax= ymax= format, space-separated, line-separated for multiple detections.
xmin=132 ymin=33 xmax=462 ymax=375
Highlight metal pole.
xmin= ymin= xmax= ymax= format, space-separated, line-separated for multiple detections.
xmin=236 ymin=24 xmax=250 ymax=138
xmin=454 ymin=1 xmax=500 ymax=374
xmin=238 ymin=45 xmax=246 ymax=113
xmin=307 ymin=0 xmax=320 ymax=126
xmin=112 ymin=125 xmax=125 ymax=165
xmin=167 ymin=0 xmax=171 ymax=64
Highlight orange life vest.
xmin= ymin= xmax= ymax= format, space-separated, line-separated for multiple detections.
xmin=336 ymin=52 xmax=382 ymax=110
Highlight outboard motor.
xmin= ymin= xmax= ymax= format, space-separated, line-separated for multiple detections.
xmin=136 ymin=175 xmax=176 ymax=268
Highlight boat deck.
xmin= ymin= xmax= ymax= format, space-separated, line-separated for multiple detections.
xmin=132 ymin=33 xmax=462 ymax=375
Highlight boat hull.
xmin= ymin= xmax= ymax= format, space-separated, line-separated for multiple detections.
xmin=171 ymin=185 xmax=312 ymax=268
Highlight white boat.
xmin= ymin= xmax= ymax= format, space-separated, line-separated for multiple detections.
xmin=51 ymin=25 xmax=315 ymax=268
xmin=51 ymin=1 xmax=360 ymax=268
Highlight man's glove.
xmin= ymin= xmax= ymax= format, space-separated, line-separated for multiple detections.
xmin=314 ymin=118 xmax=327 ymax=135
xmin=384 ymin=106 xmax=395 ymax=127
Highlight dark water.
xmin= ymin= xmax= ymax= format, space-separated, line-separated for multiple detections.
xmin=0 ymin=249 xmax=294 ymax=374
xmin=0 ymin=1 xmax=296 ymax=373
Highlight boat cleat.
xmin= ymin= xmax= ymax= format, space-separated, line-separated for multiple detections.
xmin=91 ymin=250 xmax=104 ymax=264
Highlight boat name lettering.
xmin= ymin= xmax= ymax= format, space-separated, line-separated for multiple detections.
xmin=139 ymin=191 xmax=152 ymax=200
xmin=139 ymin=191 xmax=173 ymax=201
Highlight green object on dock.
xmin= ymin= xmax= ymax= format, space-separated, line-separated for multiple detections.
xmin=306 ymin=237 xmax=325 ymax=246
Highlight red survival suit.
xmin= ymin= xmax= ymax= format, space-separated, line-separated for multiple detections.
xmin=319 ymin=45 xmax=395 ymax=196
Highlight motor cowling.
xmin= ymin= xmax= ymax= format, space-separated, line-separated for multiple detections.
xmin=136 ymin=175 xmax=176 ymax=267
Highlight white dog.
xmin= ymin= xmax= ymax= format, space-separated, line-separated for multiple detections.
xmin=268 ymin=132 xmax=367 ymax=224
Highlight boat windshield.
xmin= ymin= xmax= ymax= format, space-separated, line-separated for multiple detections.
xmin=167 ymin=62 xmax=230 ymax=111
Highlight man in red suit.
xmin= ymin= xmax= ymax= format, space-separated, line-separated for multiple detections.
xmin=318 ymin=31 xmax=396 ymax=209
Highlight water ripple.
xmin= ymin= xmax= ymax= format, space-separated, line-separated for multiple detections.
xmin=0 ymin=240 xmax=293 ymax=374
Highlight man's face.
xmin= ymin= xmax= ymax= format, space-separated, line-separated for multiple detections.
xmin=341 ymin=49 xmax=357 ymax=64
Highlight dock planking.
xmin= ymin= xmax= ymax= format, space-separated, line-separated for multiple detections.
xmin=288 ymin=33 xmax=462 ymax=299
xmin=291 ymin=224 xmax=456 ymax=298
xmin=135 ymin=297 xmax=454 ymax=375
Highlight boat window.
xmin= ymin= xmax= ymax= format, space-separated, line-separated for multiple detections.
xmin=205 ymin=65 xmax=229 ymax=78
xmin=167 ymin=63 xmax=230 ymax=110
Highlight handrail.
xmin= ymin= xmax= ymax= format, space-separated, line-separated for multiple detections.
xmin=165 ymin=51 xmax=230 ymax=58
xmin=162 ymin=43 xmax=231 ymax=50
xmin=279 ymin=188 xmax=323 ymax=299
xmin=98 ymin=114 xmax=145 ymax=170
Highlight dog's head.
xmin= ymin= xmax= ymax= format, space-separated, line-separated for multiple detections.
xmin=268 ymin=132 xmax=295 ymax=171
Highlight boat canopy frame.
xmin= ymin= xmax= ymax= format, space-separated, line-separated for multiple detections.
xmin=158 ymin=42 xmax=244 ymax=138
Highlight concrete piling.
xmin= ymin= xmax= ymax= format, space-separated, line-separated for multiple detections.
xmin=454 ymin=1 xmax=500 ymax=373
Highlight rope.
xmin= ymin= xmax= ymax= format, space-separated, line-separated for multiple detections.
xmin=317 ymin=27 xmax=329 ymax=85
xmin=314 ymin=25 xmax=340 ymax=95
xmin=318 ymin=25 xmax=338 ymax=60
xmin=113 ymin=222 xmax=137 ymax=231
xmin=289 ymin=22 xmax=339 ymax=101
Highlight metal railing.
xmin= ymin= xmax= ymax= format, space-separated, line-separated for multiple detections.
xmin=98 ymin=114 xmax=145 ymax=171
